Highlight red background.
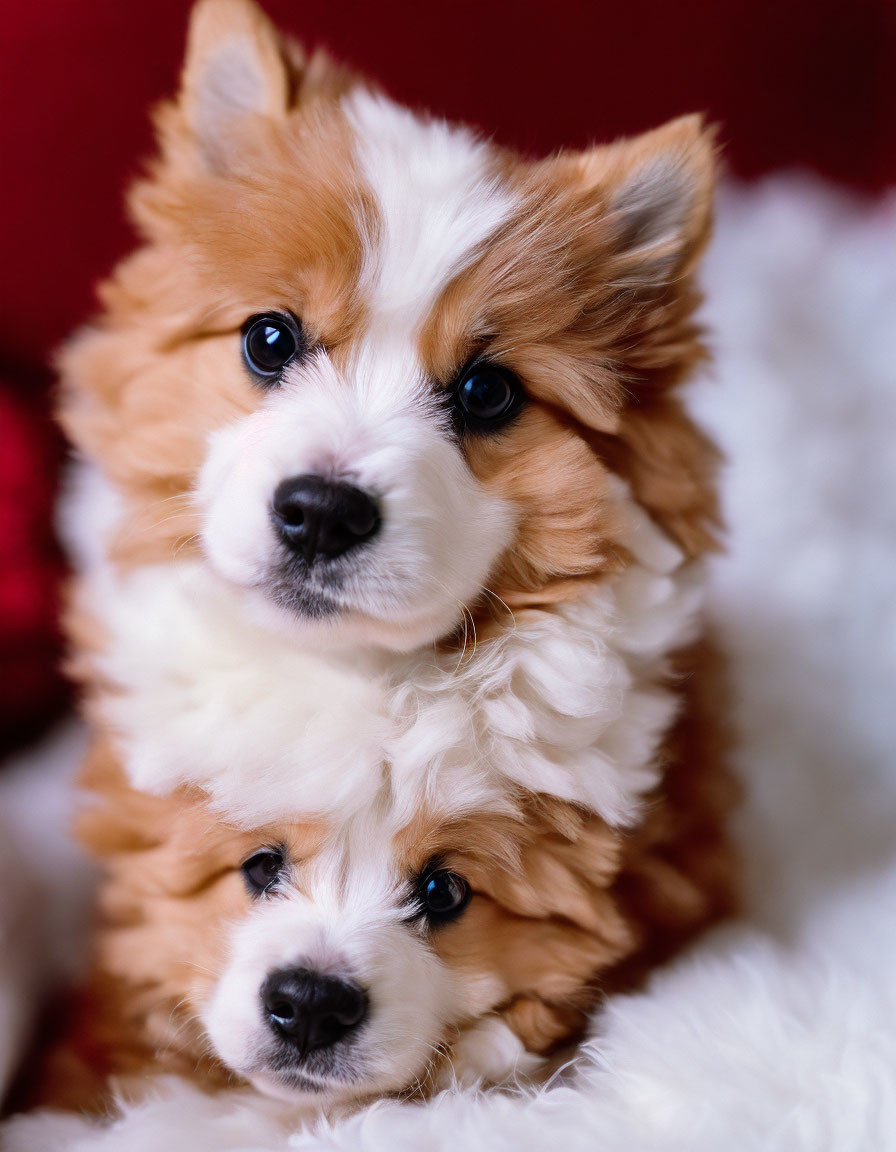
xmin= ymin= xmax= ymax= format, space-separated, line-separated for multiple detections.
xmin=1 ymin=0 xmax=894 ymax=751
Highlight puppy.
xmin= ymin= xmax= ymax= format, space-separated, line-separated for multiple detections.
xmin=32 ymin=0 xmax=737 ymax=1115
xmin=34 ymin=692 xmax=732 ymax=1113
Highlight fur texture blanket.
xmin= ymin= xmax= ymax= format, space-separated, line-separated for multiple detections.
xmin=2 ymin=174 xmax=895 ymax=1150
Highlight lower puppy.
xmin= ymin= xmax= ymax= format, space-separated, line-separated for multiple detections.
xmin=31 ymin=662 xmax=735 ymax=1115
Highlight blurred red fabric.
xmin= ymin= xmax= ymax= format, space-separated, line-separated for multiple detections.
xmin=0 ymin=0 xmax=893 ymax=752
xmin=0 ymin=382 xmax=68 ymax=750
xmin=3 ymin=0 xmax=894 ymax=364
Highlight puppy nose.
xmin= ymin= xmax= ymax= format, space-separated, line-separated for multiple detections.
xmin=261 ymin=968 xmax=369 ymax=1053
xmin=271 ymin=475 xmax=380 ymax=563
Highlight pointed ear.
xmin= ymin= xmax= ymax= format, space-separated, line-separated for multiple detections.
xmin=179 ymin=0 xmax=296 ymax=168
xmin=580 ymin=115 xmax=717 ymax=286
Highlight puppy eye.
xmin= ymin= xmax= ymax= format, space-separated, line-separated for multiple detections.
xmin=454 ymin=363 xmax=523 ymax=430
xmin=241 ymin=313 xmax=304 ymax=381
xmin=241 ymin=848 xmax=286 ymax=897
xmin=418 ymin=868 xmax=470 ymax=924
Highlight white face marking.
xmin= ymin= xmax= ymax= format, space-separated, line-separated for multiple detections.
xmin=345 ymin=91 xmax=512 ymax=332
xmin=196 ymin=92 xmax=518 ymax=651
xmin=202 ymin=816 xmax=468 ymax=1102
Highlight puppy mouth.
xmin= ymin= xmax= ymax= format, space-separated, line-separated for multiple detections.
xmin=245 ymin=1066 xmax=346 ymax=1103
xmin=266 ymin=574 xmax=344 ymax=620
xmin=242 ymin=528 xmax=471 ymax=649
xmin=263 ymin=543 xmax=412 ymax=626
xmin=251 ymin=1051 xmax=368 ymax=1101
xmin=264 ymin=551 xmax=354 ymax=619
xmin=270 ymin=1070 xmax=328 ymax=1094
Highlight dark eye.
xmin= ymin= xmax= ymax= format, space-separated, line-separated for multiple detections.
xmin=241 ymin=313 xmax=303 ymax=380
xmin=418 ymin=868 xmax=470 ymax=925
xmin=454 ymin=363 xmax=522 ymax=429
xmin=241 ymin=848 xmax=286 ymax=897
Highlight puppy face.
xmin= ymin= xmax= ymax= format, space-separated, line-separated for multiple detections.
xmin=186 ymin=91 xmax=515 ymax=648
xmin=61 ymin=0 xmax=718 ymax=651
xmin=91 ymin=786 xmax=633 ymax=1104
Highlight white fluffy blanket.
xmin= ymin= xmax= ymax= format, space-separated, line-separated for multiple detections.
xmin=2 ymin=175 xmax=895 ymax=1150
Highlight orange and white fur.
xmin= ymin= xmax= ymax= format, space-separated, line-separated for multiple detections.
xmin=29 ymin=0 xmax=736 ymax=1119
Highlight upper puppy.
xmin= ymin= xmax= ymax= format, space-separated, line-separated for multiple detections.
xmin=61 ymin=0 xmax=720 ymax=830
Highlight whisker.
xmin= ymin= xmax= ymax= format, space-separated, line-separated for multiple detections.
xmin=173 ymin=533 xmax=202 ymax=558
xmin=142 ymin=509 xmax=195 ymax=533
xmin=184 ymin=960 xmax=219 ymax=977
xmin=396 ymin=1039 xmax=452 ymax=1102
xmin=481 ymin=586 xmax=517 ymax=632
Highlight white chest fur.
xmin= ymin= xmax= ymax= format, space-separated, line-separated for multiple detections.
xmin=70 ymin=468 xmax=702 ymax=828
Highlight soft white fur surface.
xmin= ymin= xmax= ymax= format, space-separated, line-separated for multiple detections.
xmin=3 ymin=175 xmax=896 ymax=1148
xmin=0 ymin=724 xmax=94 ymax=1106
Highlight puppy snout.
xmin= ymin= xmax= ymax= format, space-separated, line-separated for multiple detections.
xmin=261 ymin=968 xmax=369 ymax=1053
xmin=271 ymin=475 xmax=381 ymax=564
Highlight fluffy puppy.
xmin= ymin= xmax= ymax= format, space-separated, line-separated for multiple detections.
xmin=36 ymin=0 xmax=738 ymax=1113
xmin=34 ymin=666 xmax=733 ymax=1114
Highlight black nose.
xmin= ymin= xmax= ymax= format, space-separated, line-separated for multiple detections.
xmin=271 ymin=475 xmax=380 ymax=564
xmin=261 ymin=968 xmax=369 ymax=1054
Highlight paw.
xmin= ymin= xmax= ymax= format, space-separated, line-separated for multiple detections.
xmin=439 ymin=1017 xmax=543 ymax=1090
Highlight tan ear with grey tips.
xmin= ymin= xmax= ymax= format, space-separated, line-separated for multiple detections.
xmin=180 ymin=0 xmax=297 ymax=165
xmin=578 ymin=115 xmax=717 ymax=283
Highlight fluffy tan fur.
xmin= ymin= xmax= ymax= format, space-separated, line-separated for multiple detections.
xmin=424 ymin=121 xmax=720 ymax=618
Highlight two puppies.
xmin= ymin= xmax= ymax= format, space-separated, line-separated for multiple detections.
xmin=35 ymin=0 xmax=735 ymax=1117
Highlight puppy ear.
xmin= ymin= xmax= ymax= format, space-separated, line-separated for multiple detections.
xmin=179 ymin=0 xmax=296 ymax=167
xmin=580 ymin=115 xmax=716 ymax=287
